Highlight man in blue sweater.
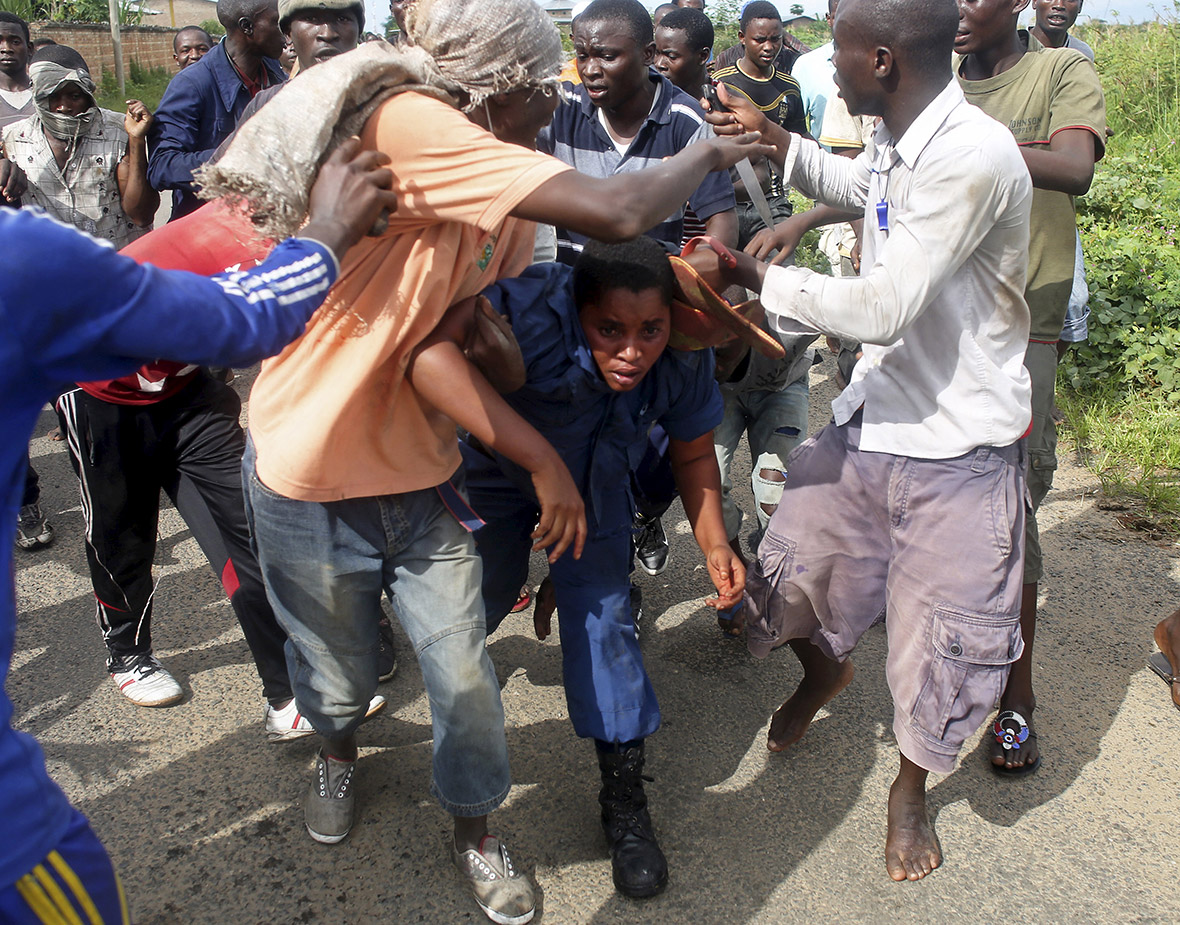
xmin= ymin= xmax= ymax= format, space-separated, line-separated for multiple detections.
xmin=0 ymin=139 xmax=394 ymax=923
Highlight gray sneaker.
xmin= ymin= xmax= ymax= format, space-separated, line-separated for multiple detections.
xmin=453 ymin=836 xmax=535 ymax=925
xmin=305 ymin=752 xmax=355 ymax=844
xmin=16 ymin=502 xmax=54 ymax=550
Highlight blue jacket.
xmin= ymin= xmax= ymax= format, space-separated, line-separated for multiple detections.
xmin=0 ymin=207 xmax=336 ymax=888
xmin=477 ymin=263 xmax=723 ymax=535
xmin=147 ymin=40 xmax=286 ymax=219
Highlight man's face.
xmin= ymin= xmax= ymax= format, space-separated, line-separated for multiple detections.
xmin=173 ymin=29 xmax=211 ymax=69
xmin=654 ymin=25 xmax=706 ymax=95
xmin=0 ymin=24 xmax=29 ymax=78
xmin=580 ymin=287 xmax=670 ymax=392
xmin=574 ymin=19 xmax=654 ymax=111
xmin=287 ymin=9 xmax=359 ymax=69
xmin=390 ymin=0 xmax=409 ymax=32
xmin=47 ymin=83 xmax=91 ymax=116
xmin=830 ymin=7 xmax=879 ymax=117
xmin=677 ymin=0 xmax=705 ymax=10
xmin=250 ymin=2 xmax=287 ymax=59
xmin=1034 ymin=0 xmax=1082 ymax=38
xmin=954 ymin=0 xmax=1024 ymax=56
xmin=739 ymin=17 xmax=784 ymax=72
xmin=488 ymin=86 xmax=560 ymax=148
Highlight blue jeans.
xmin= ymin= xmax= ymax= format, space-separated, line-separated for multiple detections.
xmin=241 ymin=437 xmax=511 ymax=817
xmin=714 ymin=377 xmax=810 ymax=538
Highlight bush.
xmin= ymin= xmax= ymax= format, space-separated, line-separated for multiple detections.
xmin=1059 ymin=15 xmax=1180 ymax=398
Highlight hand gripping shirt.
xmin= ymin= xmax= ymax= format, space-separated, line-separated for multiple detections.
xmin=764 ymin=79 xmax=1033 ymax=459
xmin=477 ymin=262 xmax=723 ymax=535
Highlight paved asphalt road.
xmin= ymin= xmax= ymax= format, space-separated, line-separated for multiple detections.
xmin=12 ymin=361 xmax=1180 ymax=923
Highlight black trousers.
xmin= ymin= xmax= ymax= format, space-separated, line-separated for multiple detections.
xmin=56 ymin=374 xmax=291 ymax=703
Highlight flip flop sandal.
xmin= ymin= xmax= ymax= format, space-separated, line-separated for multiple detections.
xmin=989 ymin=709 xmax=1041 ymax=776
xmin=1148 ymin=651 xmax=1180 ymax=712
xmin=510 ymin=586 xmax=532 ymax=614
xmin=668 ymin=237 xmax=786 ymax=360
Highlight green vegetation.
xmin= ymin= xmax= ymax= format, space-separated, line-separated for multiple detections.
xmin=94 ymin=58 xmax=171 ymax=111
xmin=1059 ymin=12 xmax=1180 ymax=532
xmin=0 ymin=0 xmax=143 ymax=24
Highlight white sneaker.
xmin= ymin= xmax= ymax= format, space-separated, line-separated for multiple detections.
xmin=109 ymin=653 xmax=183 ymax=707
xmin=265 ymin=694 xmax=388 ymax=742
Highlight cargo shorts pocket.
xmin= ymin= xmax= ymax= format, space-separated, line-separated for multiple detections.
xmin=911 ymin=606 xmax=1023 ymax=742
xmin=744 ymin=531 xmax=798 ymax=653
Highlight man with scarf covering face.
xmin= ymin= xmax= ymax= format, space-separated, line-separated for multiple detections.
xmin=2 ymin=45 xmax=158 ymax=248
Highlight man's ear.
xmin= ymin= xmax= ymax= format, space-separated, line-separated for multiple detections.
xmin=239 ymin=16 xmax=254 ymax=34
xmin=1013 ymin=0 xmax=1032 ymax=15
xmin=696 ymin=46 xmax=710 ymax=66
xmin=642 ymin=40 xmax=657 ymax=67
xmin=873 ymin=45 xmax=893 ymax=80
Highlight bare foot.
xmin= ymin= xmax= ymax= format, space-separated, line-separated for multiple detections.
xmin=767 ymin=641 xmax=854 ymax=752
xmin=884 ymin=768 xmax=941 ymax=882
xmin=1154 ymin=608 xmax=1180 ymax=709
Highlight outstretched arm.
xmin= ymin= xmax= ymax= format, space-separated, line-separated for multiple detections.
xmin=407 ymin=300 xmax=587 ymax=564
xmin=512 ymin=130 xmax=772 ymax=241
xmin=670 ymin=432 xmax=745 ymax=610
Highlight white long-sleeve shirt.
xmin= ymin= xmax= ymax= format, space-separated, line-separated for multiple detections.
xmin=763 ymin=79 xmax=1033 ymax=459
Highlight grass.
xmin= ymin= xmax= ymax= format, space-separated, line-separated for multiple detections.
xmin=1057 ymin=385 xmax=1180 ymax=537
xmin=1054 ymin=13 xmax=1180 ymax=537
xmin=94 ymin=60 xmax=173 ymax=113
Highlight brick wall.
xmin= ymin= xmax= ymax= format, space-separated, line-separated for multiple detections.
xmin=29 ymin=22 xmax=181 ymax=81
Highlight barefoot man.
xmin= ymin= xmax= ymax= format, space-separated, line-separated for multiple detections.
xmin=696 ymin=0 xmax=1033 ymax=881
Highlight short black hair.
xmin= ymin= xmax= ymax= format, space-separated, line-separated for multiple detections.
xmin=0 ymin=12 xmax=30 ymax=44
xmin=574 ymin=237 xmax=675 ymax=310
xmin=173 ymin=25 xmax=214 ymax=51
xmin=843 ymin=0 xmax=958 ymax=76
xmin=740 ymin=1 xmax=781 ymax=31
xmin=653 ymin=2 xmax=678 ymax=17
xmin=218 ymin=0 xmax=270 ymax=32
xmin=31 ymin=37 xmax=57 ymax=49
xmin=658 ymin=7 xmax=713 ymax=51
xmin=31 ymin=43 xmax=89 ymax=72
xmin=577 ymin=0 xmax=653 ymax=47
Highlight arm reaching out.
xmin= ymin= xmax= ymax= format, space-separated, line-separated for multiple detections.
xmin=513 ymin=130 xmax=771 ymax=241
xmin=407 ymin=297 xmax=588 ymax=564
xmin=669 ymin=431 xmax=746 ymax=610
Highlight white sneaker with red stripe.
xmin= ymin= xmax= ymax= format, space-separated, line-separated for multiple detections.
xmin=109 ymin=653 xmax=183 ymax=707
xmin=265 ymin=693 xmax=388 ymax=742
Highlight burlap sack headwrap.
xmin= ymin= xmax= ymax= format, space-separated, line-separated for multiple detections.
xmin=405 ymin=0 xmax=563 ymax=112
xmin=196 ymin=0 xmax=564 ymax=240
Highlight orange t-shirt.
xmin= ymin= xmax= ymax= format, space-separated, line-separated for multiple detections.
xmin=247 ymin=92 xmax=572 ymax=501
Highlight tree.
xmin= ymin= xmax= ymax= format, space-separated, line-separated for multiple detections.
xmin=790 ymin=3 xmax=804 ymax=14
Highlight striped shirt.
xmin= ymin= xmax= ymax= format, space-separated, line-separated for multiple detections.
xmin=537 ymin=72 xmax=735 ymax=264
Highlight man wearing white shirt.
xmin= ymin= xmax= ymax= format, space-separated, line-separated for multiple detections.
xmin=697 ymin=0 xmax=1032 ymax=883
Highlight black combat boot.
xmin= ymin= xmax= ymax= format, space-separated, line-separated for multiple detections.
xmin=596 ymin=742 xmax=668 ymax=898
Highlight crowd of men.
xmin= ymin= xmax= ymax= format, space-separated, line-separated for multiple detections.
xmin=4 ymin=0 xmax=1171 ymax=922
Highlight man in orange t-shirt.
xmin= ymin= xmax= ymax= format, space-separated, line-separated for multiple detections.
xmin=240 ymin=0 xmax=769 ymax=919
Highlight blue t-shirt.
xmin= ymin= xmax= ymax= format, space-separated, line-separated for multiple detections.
xmin=0 ymin=207 xmax=336 ymax=887
xmin=477 ymin=262 xmax=723 ymax=534
xmin=537 ymin=73 xmax=736 ymax=265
